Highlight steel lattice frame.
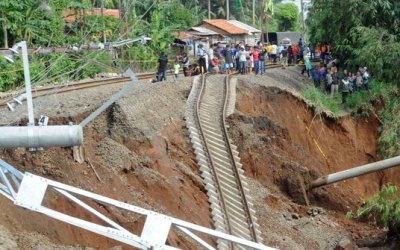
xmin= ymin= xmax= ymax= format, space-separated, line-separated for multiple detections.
xmin=0 ymin=159 xmax=275 ymax=250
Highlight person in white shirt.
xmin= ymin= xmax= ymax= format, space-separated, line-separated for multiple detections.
xmin=197 ymin=44 xmax=207 ymax=74
xmin=270 ymin=43 xmax=278 ymax=62
xmin=237 ymin=46 xmax=248 ymax=75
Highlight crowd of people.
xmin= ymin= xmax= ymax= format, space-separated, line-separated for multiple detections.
xmin=155 ymin=39 xmax=371 ymax=104
xmin=311 ymin=63 xmax=370 ymax=103
xmin=155 ymin=39 xmax=318 ymax=81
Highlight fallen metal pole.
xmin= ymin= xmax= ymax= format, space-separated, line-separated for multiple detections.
xmin=0 ymin=125 xmax=83 ymax=148
xmin=311 ymin=156 xmax=400 ymax=189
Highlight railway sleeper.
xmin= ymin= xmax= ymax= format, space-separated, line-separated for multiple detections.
xmin=224 ymin=202 xmax=249 ymax=220
xmin=218 ymin=189 xmax=243 ymax=206
xmin=219 ymin=187 xmax=244 ymax=205
xmin=229 ymin=223 xmax=253 ymax=240
xmin=202 ymin=132 xmax=225 ymax=144
xmin=207 ymin=144 xmax=231 ymax=158
xmin=200 ymin=124 xmax=221 ymax=134
xmin=199 ymin=125 xmax=225 ymax=138
xmin=212 ymin=170 xmax=238 ymax=187
xmin=226 ymin=212 xmax=250 ymax=230
xmin=216 ymin=240 xmax=230 ymax=250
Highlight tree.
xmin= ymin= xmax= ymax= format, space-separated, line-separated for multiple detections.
xmin=0 ymin=0 xmax=23 ymax=48
xmin=274 ymin=2 xmax=299 ymax=31
xmin=307 ymin=0 xmax=400 ymax=85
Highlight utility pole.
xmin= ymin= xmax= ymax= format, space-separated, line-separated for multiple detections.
xmin=252 ymin=0 xmax=255 ymax=26
xmin=226 ymin=0 xmax=229 ymax=20
xmin=301 ymin=0 xmax=305 ymax=40
xmin=208 ymin=0 xmax=211 ymax=19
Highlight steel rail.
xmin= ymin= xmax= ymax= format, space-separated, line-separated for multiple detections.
xmin=221 ymin=74 xmax=259 ymax=242
xmin=195 ymin=74 xmax=234 ymax=249
xmin=195 ymin=73 xmax=261 ymax=248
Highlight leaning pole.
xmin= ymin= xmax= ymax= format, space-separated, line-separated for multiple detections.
xmin=311 ymin=156 xmax=400 ymax=188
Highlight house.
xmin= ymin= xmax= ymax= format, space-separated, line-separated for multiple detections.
xmin=227 ymin=20 xmax=261 ymax=46
xmin=191 ymin=19 xmax=262 ymax=48
xmin=193 ymin=19 xmax=248 ymax=45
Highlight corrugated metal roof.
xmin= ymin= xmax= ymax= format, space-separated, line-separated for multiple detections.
xmin=189 ymin=27 xmax=219 ymax=35
xmin=200 ymin=19 xmax=248 ymax=35
xmin=228 ymin=20 xmax=261 ymax=34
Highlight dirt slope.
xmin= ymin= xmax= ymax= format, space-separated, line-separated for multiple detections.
xmin=0 ymin=68 xmax=398 ymax=249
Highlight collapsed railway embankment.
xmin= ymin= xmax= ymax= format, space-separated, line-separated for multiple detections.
xmin=0 ymin=67 xmax=398 ymax=249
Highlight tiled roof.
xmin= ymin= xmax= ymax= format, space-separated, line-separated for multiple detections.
xmin=200 ymin=19 xmax=248 ymax=35
xmin=63 ymin=8 xmax=120 ymax=23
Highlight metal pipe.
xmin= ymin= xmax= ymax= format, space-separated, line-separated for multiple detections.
xmin=0 ymin=125 xmax=83 ymax=148
xmin=311 ymin=156 xmax=400 ymax=189
xmin=19 ymin=41 xmax=35 ymax=126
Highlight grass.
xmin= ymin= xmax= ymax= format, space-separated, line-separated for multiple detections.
xmin=302 ymin=82 xmax=400 ymax=158
xmin=344 ymin=81 xmax=400 ymax=158
xmin=301 ymin=85 xmax=340 ymax=117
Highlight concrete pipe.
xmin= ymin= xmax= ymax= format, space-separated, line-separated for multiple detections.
xmin=0 ymin=125 xmax=83 ymax=148
xmin=311 ymin=156 xmax=400 ymax=189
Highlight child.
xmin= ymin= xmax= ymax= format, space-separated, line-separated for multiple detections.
xmin=174 ymin=60 xmax=181 ymax=79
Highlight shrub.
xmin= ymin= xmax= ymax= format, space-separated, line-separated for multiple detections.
xmin=301 ymin=85 xmax=340 ymax=117
xmin=348 ymin=184 xmax=400 ymax=236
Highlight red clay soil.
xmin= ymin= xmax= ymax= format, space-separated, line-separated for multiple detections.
xmin=227 ymin=83 xmax=400 ymax=247
xmin=0 ymin=111 xmax=212 ymax=249
xmin=1 ymin=80 xmax=399 ymax=249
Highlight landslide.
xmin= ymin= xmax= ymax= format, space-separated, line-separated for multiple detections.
xmin=0 ymin=68 xmax=398 ymax=249
xmin=227 ymin=78 xmax=400 ymax=248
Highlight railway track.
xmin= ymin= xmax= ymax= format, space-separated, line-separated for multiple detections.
xmin=0 ymin=63 xmax=284 ymax=109
xmin=185 ymin=74 xmax=262 ymax=249
xmin=0 ymin=72 xmax=161 ymax=108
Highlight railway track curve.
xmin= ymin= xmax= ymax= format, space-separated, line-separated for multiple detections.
xmin=185 ymin=74 xmax=262 ymax=249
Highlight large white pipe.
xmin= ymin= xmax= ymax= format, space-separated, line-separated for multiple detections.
xmin=0 ymin=125 xmax=83 ymax=148
xmin=311 ymin=156 xmax=400 ymax=188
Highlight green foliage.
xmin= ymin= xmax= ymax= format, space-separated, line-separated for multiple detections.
xmin=0 ymin=57 xmax=24 ymax=91
xmin=301 ymin=85 xmax=339 ymax=117
xmin=307 ymin=0 xmax=400 ymax=158
xmin=307 ymin=0 xmax=400 ymax=85
xmin=274 ymin=2 xmax=300 ymax=32
xmin=349 ymin=184 xmax=400 ymax=235
xmin=377 ymin=96 xmax=400 ymax=158
xmin=344 ymin=82 xmax=400 ymax=158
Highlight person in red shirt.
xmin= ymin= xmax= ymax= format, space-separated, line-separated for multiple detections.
xmin=292 ymin=44 xmax=299 ymax=64
xmin=251 ymin=46 xmax=260 ymax=75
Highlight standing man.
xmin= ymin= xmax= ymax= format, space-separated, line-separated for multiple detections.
xmin=270 ymin=42 xmax=278 ymax=63
xmin=259 ymin=45 xmax=266 ymax=75
xmin=197 ymin=44 xmax=207 ymax=74
xmin=281 ymin=46 xmax=288 ymax=68
xmin=251 ymin=46 xmax=260 ymax=75
xmin=224 ymin=45 xmax=233 ymax=74
xmin=157 ymin=51 xmax=168 ymax=81
xmin=237 ymin=46 xmax=247 ymax=75
xmin=181 ymin=52 xmax=190 ymax=77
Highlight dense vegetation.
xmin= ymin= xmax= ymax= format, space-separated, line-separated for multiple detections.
xmin=0 ymin=0 xmax=300 ymax=91
xmin=306 ymin=0 xmax=400 ymax=236
xmin=306 ymin=0 xmax=400 ymax=159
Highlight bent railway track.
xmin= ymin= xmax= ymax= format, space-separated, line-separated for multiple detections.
xmin=185 ymin=74 xmax=262 ymax=249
